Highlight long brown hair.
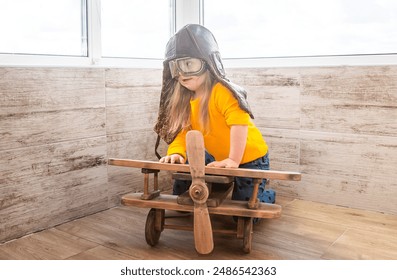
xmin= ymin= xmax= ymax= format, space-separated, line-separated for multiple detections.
xmin=167 ymin=70 xmax=215 ymax=135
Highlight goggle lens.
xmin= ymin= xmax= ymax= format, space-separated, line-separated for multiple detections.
xmin=169 ymin=58 xmax=205 ymax=78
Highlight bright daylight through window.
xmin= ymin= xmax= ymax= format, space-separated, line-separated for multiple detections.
xmin=0 ymin=0 xmax=396 ymax=65
xmin=204 ymin=0 xmax=397 ymax=58
xmin=0 ymin=0 xmax=86 ymax=56
xmin=101 ymin=0 xmax=171 ymax=59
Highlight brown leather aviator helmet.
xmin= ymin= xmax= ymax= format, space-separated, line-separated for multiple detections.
xmin=154 ymin=24 xmax=254 ymax=149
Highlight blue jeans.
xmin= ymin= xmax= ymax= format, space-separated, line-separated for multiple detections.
xmin=173 ymin=152 xmax=276 ymax=204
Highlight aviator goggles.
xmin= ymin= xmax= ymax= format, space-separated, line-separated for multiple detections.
xmin=169 ymin=57 xmax=206 ymax=78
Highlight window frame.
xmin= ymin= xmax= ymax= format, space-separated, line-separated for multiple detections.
xmin=0 ymin=0 xmax=396 ymax=68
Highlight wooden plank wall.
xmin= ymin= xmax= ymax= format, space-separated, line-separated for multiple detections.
xmin=1 ymin=68 xmax=108 ymax=243
xmin=228 ymin=66 xmax=397 ymax=215
xmin=105 ymin=68 xmax=170 ymax=206
xmin=0 ymin=67 xmax=167 ymax=243
xmin=1 ymin=65 xmax=396 ymax=243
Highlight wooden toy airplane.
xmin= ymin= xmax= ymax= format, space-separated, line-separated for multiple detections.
xmin=108 ymin=130 xmax=301 ymax=254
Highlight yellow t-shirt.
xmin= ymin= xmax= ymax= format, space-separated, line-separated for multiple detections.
xmin=167 ymin=82 xmax=268 ymax=164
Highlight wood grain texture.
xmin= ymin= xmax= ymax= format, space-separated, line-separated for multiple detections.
xmin=105 ymin=68 xmax=167 ymax=206
xmin=108 ymin=158 xmax=302 ymax=181
xmin=299 ymin=131 xmax=397 ymax=214
xmin=1 ymin=64 xmax=396 ymax=246
xmin=226 ymin=68 xmax=303 ymax=198
xmin=227 ymin=66 xmax=397 ymax=215
xmin=263 ymin=128 xmax=301 ymax=197
xmin=227 ymin=68 xmax=301 ymax=130
xmin=121 ymin=193 xmax=282 ymax=219
xmin=300 ymin=66 xmax=397 ymax=136
xmin=3 ymin=197 xmax=395 ymax=259
xmin=253 ymin=215 xmax=346 ymax=259
xmin=105 ymin=68 xmax=162 ymax=135
xmin=185 ymin=130 xmax=214 ymax=254
xmin=321 ymin=228 xmax=397 ymax=259
xmin=0 ymin=137 xmax=108 ymax=242
xmin=0 ymin=68 xmax=105 ymax=115
xmin=0 ymin=68 xmax=105 ymax=151
xmin=66 ymin=245 xmax=135 ymax=260
xmin=0 ymin=108 xmax=105 ymax=151
xmin=0 ymin=228 xmax=97 ymax=260
xmin=282 ymin=199 xmax=397 ymax=236
xmin=0 ymin=67 xmax=167 ymax=243
xmin=0 ymin=67 xmax=108 ymax=243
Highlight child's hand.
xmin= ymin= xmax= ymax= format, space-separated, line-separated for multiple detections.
xmin=159 ymin=154 xmax=185 ymax=164
xmin=207 ymin=158 xmax=239 ymax=168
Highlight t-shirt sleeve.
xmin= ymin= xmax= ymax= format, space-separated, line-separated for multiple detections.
xmin=167 ymin=129 xmax=187 ymax=159
xmin=214 ymin=86 xmax=251 ymax=126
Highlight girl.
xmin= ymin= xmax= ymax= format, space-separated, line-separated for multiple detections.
xmin=154 ymin=24 xmax=275 ymax=207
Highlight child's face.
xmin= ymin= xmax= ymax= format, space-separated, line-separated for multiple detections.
xmin=178 ymin=73 xmax=206 ymax=93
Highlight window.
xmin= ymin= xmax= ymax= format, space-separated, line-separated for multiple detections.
xmin=203 ymin=0 xmax=397 ymax=58
xmin=0 ymin=0 xmax=87 ymax=56
xmin=1 ymin=0 xmax=396 ymax=67
xmin=101 ymin=0 xmax=171 ymax=59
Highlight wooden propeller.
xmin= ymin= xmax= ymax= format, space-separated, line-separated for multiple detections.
xmin=186 ymin=130 xmax=214 ymax=254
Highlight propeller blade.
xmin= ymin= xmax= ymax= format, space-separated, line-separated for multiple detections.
xmin=186 ymin=130 xmax=214 ymax=254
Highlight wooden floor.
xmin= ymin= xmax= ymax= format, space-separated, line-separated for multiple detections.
xmin=1 ymin=196 xmax=396 ymax=260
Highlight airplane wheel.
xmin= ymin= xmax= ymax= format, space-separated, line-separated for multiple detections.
xmin=243 ymin=217 xmax=253 ymax=253
xmin=145 ymin=208 xmax=164 ymax=246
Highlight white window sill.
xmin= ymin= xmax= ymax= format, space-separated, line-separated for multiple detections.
xmin=1 ymin=53 xmax=396 ymax=69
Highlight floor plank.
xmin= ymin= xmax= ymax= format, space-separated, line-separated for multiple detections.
xmin=322 ymin=228 xmax=397 ymax=260
xmin=1 ymin=197 xmax=396 ymax=260
xmin=66 ymin=245 xmax=135 ymax=260
xmin=0 ymin=228 xmax=97 ymax=260
xmin=282 ymin=199 xmax=397 ymax=234
xmin=252 ymin=215 xmax=346 ymax=259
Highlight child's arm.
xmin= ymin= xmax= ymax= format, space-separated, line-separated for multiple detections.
xmin=159 ymin=129 xmax=187 ymax=164
xmin=207 ymin=125 xmax=248 ymax=168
